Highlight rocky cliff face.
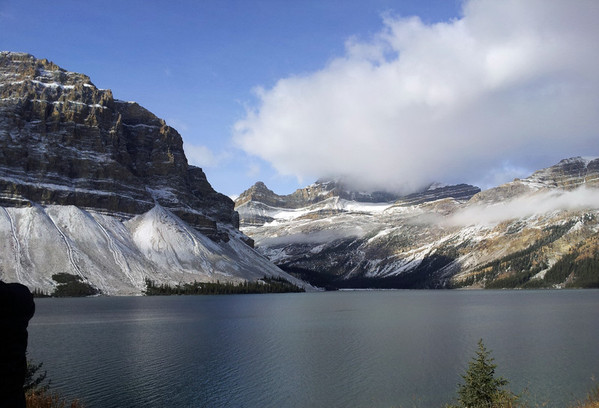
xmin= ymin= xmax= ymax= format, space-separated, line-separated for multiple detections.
xmin=0 ymin=52 xmax=237 ymax=239
xmin=235 ymin=158 xmax=599 ymax=289
xmin=393 ymin=184 xmax=481 ymax=207
xmin=0 ymin=52 xmax=307 ymax=294
xmin=525 ymin=157 xmax=599 ymax=188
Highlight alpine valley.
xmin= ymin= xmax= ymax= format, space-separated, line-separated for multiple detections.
xmin=235 ymin=158 xmax=599 ymax=289
xmin=0 ymin=52 xmax=306 ymax=295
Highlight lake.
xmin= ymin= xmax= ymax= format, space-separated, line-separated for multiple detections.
xmin=28 ymin=290 xmax=599 ymax=407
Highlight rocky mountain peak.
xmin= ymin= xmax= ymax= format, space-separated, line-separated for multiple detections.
xmin=235 ymin=179 xmax=404 ymax=211
xmin=236 ymin=178 xmax=480 ymax=212
xmin=235 ymin=181 xmax=284 ymax=208
xmin=0 ymin=52 xmax=237 ymax=239
xmin=393 ymin=183 xmax=481 ymax=206
xmin=235 ymin=178 xmax=481 ymax=228
xmin=1 ymin=52 xmax=93 ymax=86
xmin=523 ymin=156 xmax=599 ymax=189
xmin=471 ymin=156 xmax=599 ymax=204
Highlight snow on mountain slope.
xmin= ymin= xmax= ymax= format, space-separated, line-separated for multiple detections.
xmin=0 ymin=52 xmax=310 ymax=294
xmin=236 ymin=158 xmax=599 ymax=289
xmin=240 ymin=196 xmax=391 ymax=226
xmin=0 ymin=204 xmax=306 ymax=295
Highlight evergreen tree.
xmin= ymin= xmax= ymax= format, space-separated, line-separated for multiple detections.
xmin=454 ymin=339 xmax=516 ymax=408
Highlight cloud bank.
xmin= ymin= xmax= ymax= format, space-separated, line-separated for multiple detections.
xmin=447 ymin=187 xmax=599 ymax=227
xmin=234 ymin=0 xmax=599 ymax=193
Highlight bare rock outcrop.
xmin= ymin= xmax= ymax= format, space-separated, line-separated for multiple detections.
xmin=0 ymin=52 xmax=237 ymax=240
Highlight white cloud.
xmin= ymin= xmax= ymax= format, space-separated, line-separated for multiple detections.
xmin=258 ymin=226 xmax=367 ymax=246
xmin=246 ymin=161 xmax=261 ymax=178
xmin=446 ymin=187 xmax=599 ymax=227
xmin=234 ymin=0 xmax=599 ymax=193
xmin=184 ymin=142 xmax=221 ymax=168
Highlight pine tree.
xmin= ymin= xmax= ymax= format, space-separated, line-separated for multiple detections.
xmin=455 ymin=339 xmax=515 ymax=408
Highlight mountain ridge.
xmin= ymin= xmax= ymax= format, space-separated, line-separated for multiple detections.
xmin=0 ymin=51 xmax=236 ymax=239
xmin=471 ymin=156 xmax=599 ymax=204
xmin=235 ymin=180 xmax=480 ymax=227
xmin=235 ymin=157 xmax=599 ymax=289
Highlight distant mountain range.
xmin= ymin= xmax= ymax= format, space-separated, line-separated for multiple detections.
xmin=235 ymin=157 xmax=599 ymax=289
xmin=0 ymin=52 xmax=305 ymax=295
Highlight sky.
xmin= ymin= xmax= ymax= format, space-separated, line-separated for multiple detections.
xmin=1 ymin=0 xmax=598 ymax=197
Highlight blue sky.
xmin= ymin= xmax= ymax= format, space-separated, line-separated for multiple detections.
xmin=2 ymin=1 xmax=598 ymax=197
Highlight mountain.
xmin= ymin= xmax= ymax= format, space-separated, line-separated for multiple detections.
xmin=236 ymin=180 xmax=480 ymax=227
xmin=235 ymin=158 xmax=599 ymax=289
xmin=0 ymin=52 xmax=306 ymax=294
xmin=471 ymin=157 xmax=599 ymax=203
xmin=236 ymin=180 xmax=404 ymax=209
xmin=0 ymin=51 xmax=236 ymax=237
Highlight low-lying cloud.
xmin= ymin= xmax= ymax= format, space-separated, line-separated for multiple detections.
xmin=257 ymin=226 xmax=367 ymax=246
xmin=446 ymin=187 xmax=599 ymax=227
xmin=234 ymin=0 xmax=599 ymax=193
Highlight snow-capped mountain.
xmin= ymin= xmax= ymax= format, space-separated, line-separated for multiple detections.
xmin=235 ymin=179 xmax=480 ymax=227
xmin=0 ymin=52 xmax=306 ymax=294
xmin=235 ymin=158 xmax=599 ymax=289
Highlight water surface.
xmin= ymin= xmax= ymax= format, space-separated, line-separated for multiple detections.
xmin=28 ymin=290 xmax=599 ymax=407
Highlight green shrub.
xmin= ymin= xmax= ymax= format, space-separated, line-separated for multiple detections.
xmin=24 ymin=357 xmax=50 ymax=394
xmin=24 ymin=357 xmax=84 ymax=407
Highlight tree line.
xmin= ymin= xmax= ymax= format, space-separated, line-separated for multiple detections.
xmin=143 ymin=276 xmax=305 ymax=295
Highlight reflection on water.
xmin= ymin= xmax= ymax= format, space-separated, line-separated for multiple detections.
xmin=28 ymin=290 xmax=599 ymax=408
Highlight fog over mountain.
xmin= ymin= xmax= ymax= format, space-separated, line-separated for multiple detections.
xmin=446 ymin=187 xmax=599 ymax=227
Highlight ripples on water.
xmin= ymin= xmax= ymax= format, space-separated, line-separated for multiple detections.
xmin=28 ymin=290 xmax=599 ymax=408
